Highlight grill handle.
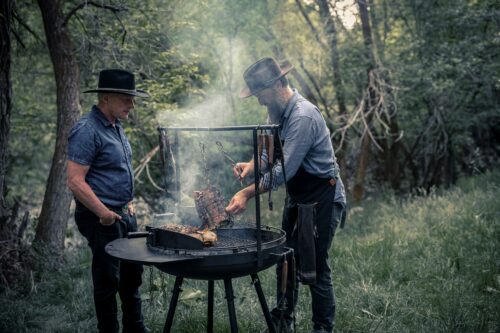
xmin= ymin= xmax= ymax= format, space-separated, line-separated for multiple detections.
xmin=271 ymin=247 xmax=295 ymax=294
xmin=281 ymin=257 xmax=288 ymax=294
xmin=291 ymin=255 xmax=296 ymax=290
xmin=270 ymin=246 xmax=294 ymax=258
xmin=127 ymin=231 xmax=150 ymax=239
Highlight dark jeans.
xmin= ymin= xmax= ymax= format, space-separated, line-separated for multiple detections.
xmin=75 ymin=203 xmax=145 ymax=333
xmin=272 ymin=200 xmax=345 ymax=333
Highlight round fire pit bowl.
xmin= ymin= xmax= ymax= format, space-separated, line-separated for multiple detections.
xmin=150 ymin=226 xmax=286 ymax=279
xmin=106 ymin=225 xmax=287 ymax=280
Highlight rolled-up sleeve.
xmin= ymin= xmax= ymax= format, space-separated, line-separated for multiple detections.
xmin=260 ymin=115 xmax=314 ymax=191
xmin=68 ymin=123 xmax=98 ymax=166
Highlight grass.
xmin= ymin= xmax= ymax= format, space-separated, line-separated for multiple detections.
xmin=0 ymin=170 xmax=499 ymax=332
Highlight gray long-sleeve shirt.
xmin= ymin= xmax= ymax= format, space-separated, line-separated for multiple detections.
xmin=260 ymin=90 xmax=346 ymax=203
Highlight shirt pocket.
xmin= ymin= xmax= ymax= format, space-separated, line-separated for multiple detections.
xmin=97 ymin=141 xmax=125 ymax=166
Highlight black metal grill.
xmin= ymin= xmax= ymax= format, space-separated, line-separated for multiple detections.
xmin=105 ymin=125 xmax=288 ymax=333
xmin=146 ymin=226 xmax=285 ymax=256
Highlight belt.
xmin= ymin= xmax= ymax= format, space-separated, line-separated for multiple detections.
xmin=105 ymin=204 xmax=129 ymax=215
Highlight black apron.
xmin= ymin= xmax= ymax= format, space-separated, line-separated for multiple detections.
xmin=284 ymin=166 xmax=336 ymax=284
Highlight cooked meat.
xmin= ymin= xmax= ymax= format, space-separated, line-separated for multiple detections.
xmin=194 ymin=186 xmax=231 ymax=230
xmin=159 ymin=224 xmax=199 ymax=234
xmin=191 ymin=230 xmax=218 ymax=246
xmin=155 ymin=186 xmax=230 ymax=248
xmin=159 ymin=224 xmax=218 ymax=247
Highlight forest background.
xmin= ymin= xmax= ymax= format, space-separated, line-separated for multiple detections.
xmin=0 ymin=0 xmax=499 ymax=332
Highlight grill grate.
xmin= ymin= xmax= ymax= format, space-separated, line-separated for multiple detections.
xmin=147 ymin=226 xmax=283 ymax=253
xmin=215 ymin=233 xmax=256 ymax=248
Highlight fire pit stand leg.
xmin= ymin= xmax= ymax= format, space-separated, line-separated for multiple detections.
xmin=163 ymin=276 xmax=184 ymax=333
xmin=160 ymin=275 xmax=275 ymax=332
xmin=251 ymin=273 xmax=276 ymax=333
xmin=224 ymin=278 xmax=238 ymax=333
xmin=207 ymin=280 xmax=214 ymax=333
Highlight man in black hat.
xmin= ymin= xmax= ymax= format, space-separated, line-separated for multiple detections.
xmin=67 ymin=69 xmax=149 ymax=333
xmin=226 ymin=58 xmax=346 ymax=333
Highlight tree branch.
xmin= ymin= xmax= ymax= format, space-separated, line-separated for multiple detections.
xmin=112 ymin=11 xmax=127 ymax=46
xmin=295 ymin=0 xmax=328 ymax=51
xmin=10 ymin=28 xmax=25 ymax=49
xmin=63 ymin=1 xmax=128 ymax=27
xmin=13 ymin=10 xmax=42 ymax=42
xmin=299 ymin=58 xmax=331 ymax=118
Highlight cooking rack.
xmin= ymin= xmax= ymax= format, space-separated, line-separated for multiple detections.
xmin=158 ymin=125 xmax=283 ymax=266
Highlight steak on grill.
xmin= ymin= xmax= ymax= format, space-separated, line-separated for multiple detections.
xmin=152 ymin=187 xmax=230 ymax=248
xmin=193 ymin=186 xmax=231 ymax=230
xmin=158 ymin=223 xmax=218 ymax=246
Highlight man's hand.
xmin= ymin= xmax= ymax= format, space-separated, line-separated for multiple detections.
xmin=127 ymin=202 xmax=135 ymax=216
xmin=99 ymin=210 xmax=122 ymax=226
xmin=233 ymin=162 xmax=253 ymax=181
xmin=225 ymin=190 xmax=250 ymax=214
xmin=68 ymin=161 xmax=123 ymax=225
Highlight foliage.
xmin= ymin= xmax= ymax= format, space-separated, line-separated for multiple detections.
xmin=334 ymin=170 xmax=500 ymax=332
xmin=386 ymin=0 xmax=500 ymax=186
xmin=7 ymin=0 xmax=56 ymax=203
xmin=1 ymin=169 xmax=498 ymax=332
xmin=6 ymin=0 xmax=499 ymax=209
xmin=2 ymin=1 xmax=498 ymax=330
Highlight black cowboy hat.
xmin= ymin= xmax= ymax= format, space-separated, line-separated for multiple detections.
xmin=83 ymin=69 xmax=149 ymax=98
xmin=240 ymin=57 xmax=293 ymax=98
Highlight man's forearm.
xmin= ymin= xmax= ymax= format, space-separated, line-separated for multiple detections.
xmin=242 ymin=180 xmax=270 ymax=199
xmin=241 ymin=183 xmax=256 ymax=200
xmin=69 ymin=179 xmax=111 ymax=218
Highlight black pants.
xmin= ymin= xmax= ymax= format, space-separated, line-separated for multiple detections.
xmin=75 ymin=203 xmax=145 ymax=333
xmin=272 ymin=167 xmax=342 ymax=332
xmin=272 ymin=200 xmax=344 ymax=332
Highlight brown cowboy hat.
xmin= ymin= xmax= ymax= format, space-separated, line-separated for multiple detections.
xmin=240 ymin=57 xmax=293 ymax=98
xmin=83 ymin=69 xmax=149 ymax=98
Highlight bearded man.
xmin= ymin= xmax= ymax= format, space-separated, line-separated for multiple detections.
xmin=226 ymin=58 xmax=346 ymax=333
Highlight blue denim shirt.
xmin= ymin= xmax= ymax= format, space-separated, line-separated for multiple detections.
xmin=68 ymin=106 xmax=134 ymax=207
xmin=260 ymin=90 xmax=346 ymax=203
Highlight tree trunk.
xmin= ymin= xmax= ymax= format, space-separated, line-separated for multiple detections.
xmin=353 ymin=0 xmax=377 ymax=202
xmin=34 ymin=0 xmax=81 ymax=251
xmin=316 ymin=0 xmax=348 ymax=117
xmin=316 ymin=0 xmax=349 ymax=187
xmin=385 ymin=110 xmax=401 ymax=189
xmin=353 ymin=132 xmax=371 ymax=201
xmin=0 ymin=0 xmax=13 ymax=225
xmin=227 ymin=33 xmax=237 ymax=124
xmin=358 ymin=0 xmax=376 ymax=67
xmin=368 ymin=0 xmax=401 ymax=190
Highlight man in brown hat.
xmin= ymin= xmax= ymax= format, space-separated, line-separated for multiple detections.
xmin=67 ymin=69 xmax=149 ymax=333
xmin=226 ymin=58 xmax=346 ymax=333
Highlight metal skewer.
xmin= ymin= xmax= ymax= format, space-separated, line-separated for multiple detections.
xmin=216 ymin=141 xmax=244 ymax=187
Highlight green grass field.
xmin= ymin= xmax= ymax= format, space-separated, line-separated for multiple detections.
xmin=1 ymin=170 xmax=499 ymax=332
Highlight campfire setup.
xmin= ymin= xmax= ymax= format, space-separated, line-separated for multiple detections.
xmin=150 ymin=185 xmax=230 ymax=248
xmin=105 ymin=125 xmax=292 ymax=333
